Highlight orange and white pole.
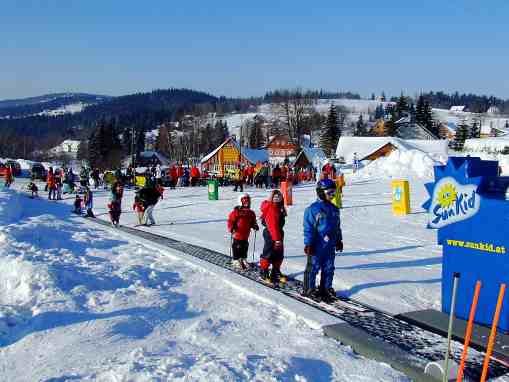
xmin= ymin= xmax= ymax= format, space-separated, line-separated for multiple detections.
xmin=456 ymin=281 xmax=482 ymax=382
xmin=480 ymin=283 xmax=506 ymax=382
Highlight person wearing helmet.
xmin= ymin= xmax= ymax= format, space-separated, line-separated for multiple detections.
xmin=302 ymin=178 xmax=343 ymax=302
xmin=227 ymin=193 xmax=259 ymax=270
xmin=259 ymin=189 xmax=287 ymax=285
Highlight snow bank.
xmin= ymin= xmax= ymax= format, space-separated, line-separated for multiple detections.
xmin=354 ymin=149 xmax=437 ymax=179
xmin=336 ymin=136 xmax=448 ymax=164
xmin=464 ymin=137 xmax=509 ymax=153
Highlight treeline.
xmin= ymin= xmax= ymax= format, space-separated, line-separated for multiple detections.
xmin=420 ymin=91 xmax=509 ymax=113
xmin=263 ymin=89 xmax=361 ymax=103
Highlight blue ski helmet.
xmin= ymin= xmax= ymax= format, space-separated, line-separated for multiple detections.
xmin=316 ymin=178 xmax=336 ymax=200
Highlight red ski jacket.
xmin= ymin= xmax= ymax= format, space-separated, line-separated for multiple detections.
xmin=227 ymin=207 xmax=258 ymax=241
xmin=260 ymin=200 xmax=286 ymax=242
xmin=190 ymin=167 xmax=200 ymax=178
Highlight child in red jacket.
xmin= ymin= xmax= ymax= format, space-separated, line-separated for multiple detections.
xmin=259 ymin=189 xmax=287 ymax=285
xmin=227 ymin=193 xmax=259 ymax=270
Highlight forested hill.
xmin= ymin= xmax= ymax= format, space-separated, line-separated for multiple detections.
xmin=0 ymin=93 xmax=111 ymax=118
xmin=0 ymin=88 xmax=222 ymax=155
xmin=0 ymin=88 xmax=228 ymax=158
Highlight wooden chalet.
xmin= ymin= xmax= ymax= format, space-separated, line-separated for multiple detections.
xmin=266 ymin=134 xmax=298 ymax=163
xmin=201 ymin=137 xmax=268 ymax=176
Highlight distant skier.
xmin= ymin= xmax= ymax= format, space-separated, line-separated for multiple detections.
xmin=352 ymin=152 xmax=360 ymax=173
xmin=108 ymin=182 xmax=123 ymax=227
xmin=133 ymin=195 xmax=145 ymax=226
xmin=227 ymin=193 xmax=259 ymax=270
xmin=83 ymin=187 xmax=94 ymax=217
xmin=73 ymin=194 xmax=83 ymax=215
xmin=259 ymin=189 xmax=287 ymax=285
xmin=4 ymin=165 xmax=13 ymax=188
xmin=28 ymin=181 xmax=38 ymax=198
xmin=302 ymin=179 xmax=343 ymax=302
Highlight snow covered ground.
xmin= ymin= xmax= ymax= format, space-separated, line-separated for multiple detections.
xmin=0 ymin=188 xmax=408 ymax=381
xmin=16 ymin=171 xmax=442 ymax=317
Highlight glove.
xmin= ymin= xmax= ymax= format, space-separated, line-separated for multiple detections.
xmin=274 ymin=240 xmax=283 ymax=251
xmin=336 ymin=240 xmax=343 ymax=252
xmin=304 ymin=245 xmax=313 ymax=256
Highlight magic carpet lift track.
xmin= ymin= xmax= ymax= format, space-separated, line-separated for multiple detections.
xmin=86 ymin=217 xmax=509 ymax=381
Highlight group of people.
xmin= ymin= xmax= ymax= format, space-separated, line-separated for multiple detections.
xmin=229 ymin=162 xmax=316 ymax=192
xmin=226 ymin=178 xmax=343 ymax=302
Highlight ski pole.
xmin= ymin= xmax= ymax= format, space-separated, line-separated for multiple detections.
xmin=443 ymin=272 xmax=460 ymax=382
xmin=252 ymin=230 xmax=257 ymax=264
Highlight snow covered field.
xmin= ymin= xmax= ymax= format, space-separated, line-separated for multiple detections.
xmin=0 ymin=187 xmax=409 ymax=381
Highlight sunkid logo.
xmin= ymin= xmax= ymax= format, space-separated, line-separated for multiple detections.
xmin=429 ymin=177 xmax=481 ymax=228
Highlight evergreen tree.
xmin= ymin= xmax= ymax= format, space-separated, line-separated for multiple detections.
xmin=396 ymin=93 xmax=409 ymax=115
xmin=415 ymin=95 xmax=426 ymax=126
xmin=453 ymin=120 xmax=469 ymax=151
xmin=76 ymin=139 xmax=88 ymax=162
xmin=320 ymin=104 xmax=339 ymax=157
xmin=470 ymin=120 xmax=481 ymax=139
xmin=354 ymin=114 xmax=367 ymax=136
xmin=374 ymin=104 xmax=385 ymax=119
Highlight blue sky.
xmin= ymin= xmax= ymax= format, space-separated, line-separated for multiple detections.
xmin=1 ymin=0 xmax=508 ymax=100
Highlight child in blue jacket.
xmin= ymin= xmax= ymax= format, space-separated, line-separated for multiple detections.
xmin=302 ymin=179 xmax=343 ymax=302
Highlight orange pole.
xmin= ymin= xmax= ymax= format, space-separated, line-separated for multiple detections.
xmin=480 ymin=283 xmax=506 ymax=382
xmin=456 ymin=281 xmax=482 ymax=382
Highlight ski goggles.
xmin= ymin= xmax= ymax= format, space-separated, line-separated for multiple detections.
xmin=325 ymin=189 xmax=336 ymax=197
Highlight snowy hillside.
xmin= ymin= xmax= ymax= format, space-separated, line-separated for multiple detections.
xmin=0 ymin=188 xmax=407 ymax=381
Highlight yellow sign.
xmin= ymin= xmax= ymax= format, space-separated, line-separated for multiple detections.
xmin=135 ymin=176 xmax=146 ymax=188
xmin=392 ymin=180 xmax=410 ymax=215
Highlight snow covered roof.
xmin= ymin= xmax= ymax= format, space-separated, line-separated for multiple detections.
xmin=139 ymin=151 xmax=171 ymax=166
xmin=295 ymin=147 xmax=327 ymax=164
xmin=336 ymin=137 xmax=448 ymax=163
xmin=201 ymin=137 xmax=268 ymax=165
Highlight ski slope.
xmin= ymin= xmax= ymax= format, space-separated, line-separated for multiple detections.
xmin=0 ymin=188 xmax=407 ymax=381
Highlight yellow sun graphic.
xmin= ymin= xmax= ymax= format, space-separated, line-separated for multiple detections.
xmin=436 ymin=184 xmax=457 ymax=208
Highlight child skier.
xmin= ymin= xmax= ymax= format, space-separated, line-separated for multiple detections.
xmin=28 ymin=181 xmax=38 ymax=198
xmin=302 ymin=179 xmax=343 ymax=303
xmin=83 ymin=187 xmax=94 ymax=217
xmin=227 ymin=193 xmax=259 ymax=270
xmin=133 ymin=195 xmax=145 ymax=226
xmin=73 ymin=194 xmax=83 ymax=215
xmin=259 ymin=189 xmax=287 ymax=285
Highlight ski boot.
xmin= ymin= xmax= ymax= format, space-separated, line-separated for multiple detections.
xmin=319 ymin=288 xmax=335 ymax=304
xmin=260 ymin=268 xmax=270 ymax=282
xmin=239 ymin=259 xmax=249 ymax=270
xmin=301 ymin=288 xmax=322 ymax=301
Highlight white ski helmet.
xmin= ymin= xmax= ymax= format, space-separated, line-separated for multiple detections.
xmin=237 ymin=193 xmax=251 ymax=207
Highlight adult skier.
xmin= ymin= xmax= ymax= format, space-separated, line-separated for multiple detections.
xmin=259 ymin=189 xmax=287 ymax=285
xmin=302 ymin=179 xmax=343 ymax=302
xmin=227 ymin=193 xmax=259 ymax=270
xmin=137 ymin=184 xmax=162 ymax=226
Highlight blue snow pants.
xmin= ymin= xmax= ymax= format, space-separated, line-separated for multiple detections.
xmin=309 ymin=249 xmax=335 ymax=290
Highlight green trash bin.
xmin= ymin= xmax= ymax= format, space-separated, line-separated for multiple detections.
xmin=208 ymin=179 xmax=219 ymax=200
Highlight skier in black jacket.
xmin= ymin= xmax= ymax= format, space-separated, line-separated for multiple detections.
xmin=137 ymin=185 xmax=161 ymax=226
